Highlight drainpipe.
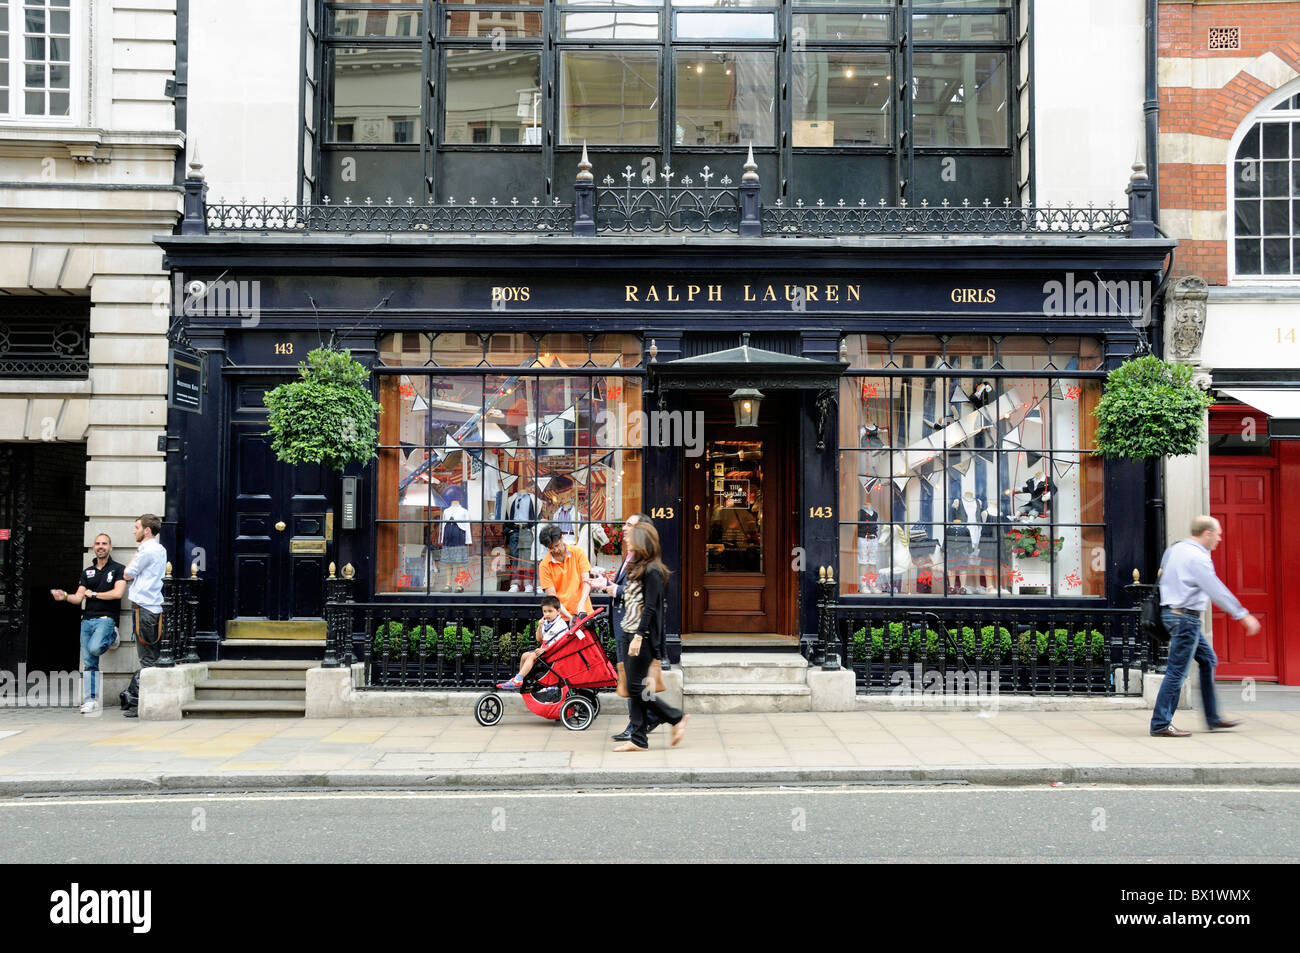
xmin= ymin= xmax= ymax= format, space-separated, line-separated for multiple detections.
xmin=1145 ymin=0 xmax=1164 ymax=574
xmin=168 ymin=0 xmax=190 ymax=190
xmin=1144 ymin=0 xmax=1160 ymax=226
xmin=163 ymin=0 xmax=191 ymax=577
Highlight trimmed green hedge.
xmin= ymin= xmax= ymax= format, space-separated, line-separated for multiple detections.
xmin=849 ymin=624 xmax=1103 ymax=665
xmin=371 ymin=622 xmax=493 ymax=660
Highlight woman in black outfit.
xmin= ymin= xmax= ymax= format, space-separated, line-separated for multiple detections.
xmin=613 ymin=521 xmax=688 ymax=752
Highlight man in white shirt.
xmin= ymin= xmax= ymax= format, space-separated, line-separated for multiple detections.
xmin=1150 ymin=515 xmax=1260 ymax=738
xmin=121 ymin=513 xmax=168 ymax=718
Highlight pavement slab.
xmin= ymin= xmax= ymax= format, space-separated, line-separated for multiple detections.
xmin=1 ymin=706 xmax=1300 ymax=793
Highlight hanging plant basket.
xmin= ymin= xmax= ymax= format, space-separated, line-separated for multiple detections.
xmin=1093 ymin=355 xmax=1212 ymax=460
xmin=265 ymin=347 xmax=381 ymax=471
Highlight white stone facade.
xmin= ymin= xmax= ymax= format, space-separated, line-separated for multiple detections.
xmin=0 ymin=0 xmax=183 ymax=697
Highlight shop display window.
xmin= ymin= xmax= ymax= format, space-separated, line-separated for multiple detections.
xmin=837 ymin=334 xmax=1104 ymax=598
xmin=375 ymin=334 xmax=643 ymax=594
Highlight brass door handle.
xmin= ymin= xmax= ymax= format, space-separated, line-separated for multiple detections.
xmin=275 ymin=521 xmax=286 ymax=532
xmin=694 ymin=504 xmax=701 ymax=530
xmin=693 ymin=590 xmax=700 ymax=598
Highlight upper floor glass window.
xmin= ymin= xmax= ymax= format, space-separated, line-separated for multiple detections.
xmin=1 ymin=0 xmax=72 ymax=119
xmin=1232 ymin=92 xmax=1300 ymax=278
xmin=314 ymin=0 xmax=1021 ymax=201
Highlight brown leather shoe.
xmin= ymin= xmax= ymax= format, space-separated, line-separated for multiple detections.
xmin=1150 ymin=726 xmax=1191 ymax=737
xmin=1209 ymin=719 xmax=1242 ymax=730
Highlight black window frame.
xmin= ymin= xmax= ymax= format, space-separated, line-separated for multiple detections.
xmin=306 ymin=0 xmax=1029 ymax=204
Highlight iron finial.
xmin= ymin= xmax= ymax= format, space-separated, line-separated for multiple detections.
xmin=577 ymin=142 xmax=593 ymax=184
xmin=742 ymin=144 xmax=759 ymax=184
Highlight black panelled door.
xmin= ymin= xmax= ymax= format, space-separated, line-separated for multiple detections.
xmin=229 ymin=379 xmax=330 ymax=621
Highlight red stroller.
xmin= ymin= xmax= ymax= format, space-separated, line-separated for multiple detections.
xmin=474 ymin=607 xmax=617 ymax=730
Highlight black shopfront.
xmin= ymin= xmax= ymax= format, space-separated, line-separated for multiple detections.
xmin=158 ymin=205 xmax=1174 ymax=675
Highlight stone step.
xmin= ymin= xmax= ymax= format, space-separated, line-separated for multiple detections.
xmin=194 ymin=679 xmax=308 ymax=702
xmin=181 ymin=699 xmax=307 ymax=718
xmin=681 ymin=682 xmax=811 ymax=714
xmin=206 ymin=660 xmax=315 ymax=681
xmin=679 ymin=653 xmax=809 ymax=685
xmin=225 ymin=620 xmax=326 ymax=640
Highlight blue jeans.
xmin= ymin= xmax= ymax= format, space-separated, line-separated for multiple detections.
xmin=79 ymin=616 xmax=117 ymax=702
xmin=1150 ymin=609 xmax=1222 ymax=732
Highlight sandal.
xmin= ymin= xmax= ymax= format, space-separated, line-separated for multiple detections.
xmin=612 ymin=742 xmax=647 ymax=752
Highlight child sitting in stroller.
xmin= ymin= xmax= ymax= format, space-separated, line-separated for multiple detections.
xmin=496 ymin=595 xmax=569 ymax=691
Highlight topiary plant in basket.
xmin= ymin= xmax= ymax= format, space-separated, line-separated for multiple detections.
xmin=265 ymin=347 xmax=382 ymax=471
xmin=1093 ymin=356 xmax=1212 ymax=459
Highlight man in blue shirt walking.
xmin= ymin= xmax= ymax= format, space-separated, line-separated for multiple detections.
xmin=1150 ymin=515 xmax=1260 ymax=738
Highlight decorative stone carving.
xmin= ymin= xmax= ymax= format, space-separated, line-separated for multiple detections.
xmin=814 ymin=388 xmax=836 ymax=453
xmin=1167 ymin=275 xmax=1209 ymax=363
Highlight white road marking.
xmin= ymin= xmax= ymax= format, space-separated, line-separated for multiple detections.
xmin=2 ymin=784 xmax=1298 ymax=808
xmin=0 ymin=731 xmax=20 ymax=741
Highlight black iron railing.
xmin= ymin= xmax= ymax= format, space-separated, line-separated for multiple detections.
xmin=812 ymin=571 xmax=1146 ymax=696
xmin=324 ymin=583 xmax=618 ymax=689
xmin=596 ymin=165 xmax=743 ymax=234
xmin=0 ymin=310 xmax=90 ymax=378
xmin=156 ymin=561 xmax=201 ymax=667
xmin=761 ymin=198 xmax=1132 ymax=237
xmin=206 ymin=195 xmax=575 ymax=234
xmin=186 ymin=152 xmax=1155 ymax=240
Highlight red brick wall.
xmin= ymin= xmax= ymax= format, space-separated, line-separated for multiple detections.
xmin=1158 ymin=1 xmax=1300 ymax=283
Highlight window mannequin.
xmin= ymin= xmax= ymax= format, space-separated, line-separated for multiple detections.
xmin=856 ymin=500 xmax=880 ymax=592
xmin=948 ymin=490 xmax=989 ymax=594
xmin=506 ymin=477 xmax=540 ymax=591
xmin=440 ymin=488 xmax=472 ymax=592
xmin=1017 ymin=471 xmax=1056 ymax=518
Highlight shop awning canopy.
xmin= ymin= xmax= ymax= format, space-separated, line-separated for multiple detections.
xmin=651 ymin=333 xmax=848 ymax=391
xmin=1220 ymin=388 xmax=1300 ymax=421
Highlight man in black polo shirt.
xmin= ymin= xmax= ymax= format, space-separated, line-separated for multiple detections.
xmin=51 ymin=533 xmax=126 ymax=714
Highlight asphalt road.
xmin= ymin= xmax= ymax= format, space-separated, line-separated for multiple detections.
xmin=2 ymin=785 xmax=1299 ymax=863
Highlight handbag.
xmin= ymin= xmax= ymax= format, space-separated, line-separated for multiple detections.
xmin=615 ymin=658 xmax=664 ymax=697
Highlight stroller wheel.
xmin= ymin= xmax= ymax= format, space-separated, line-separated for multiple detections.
xmin=474 ymin=693 xmax=504 ymax=727
xmin=559 ymin=696 xmax=595 ymax=731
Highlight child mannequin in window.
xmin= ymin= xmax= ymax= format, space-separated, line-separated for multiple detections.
xmin=856 ymin=499 xmax=880 ymax=593
xmin=440 ymin=488 xmax=472 ymax=592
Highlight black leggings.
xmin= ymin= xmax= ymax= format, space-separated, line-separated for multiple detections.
xmin=624 ymin=642 xmax=682 ymax=749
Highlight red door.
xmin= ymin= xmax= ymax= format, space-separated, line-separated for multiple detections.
xmin=1208 ymin=464 xmax=1279 ymax=680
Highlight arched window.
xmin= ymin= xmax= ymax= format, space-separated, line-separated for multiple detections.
xmin=1231 ymin=87 xmax=1300 ymax=278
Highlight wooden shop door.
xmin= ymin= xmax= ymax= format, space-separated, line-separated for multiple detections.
xmin=1209 ymin=460 xmax=1279 ymax=680
xmin=684 ymin=402 xmax=794 ymax=634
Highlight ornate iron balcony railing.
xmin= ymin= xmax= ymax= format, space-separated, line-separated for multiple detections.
xmin=186 ymin=152 xmax=1155 ymax=239
xmin=762 ymin=198 xmax=1132 ymax=237
xmin=206 ymin=195 xmax=576 ymax=234
xmin=0 ymin=304 xmax=90 ymax=379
